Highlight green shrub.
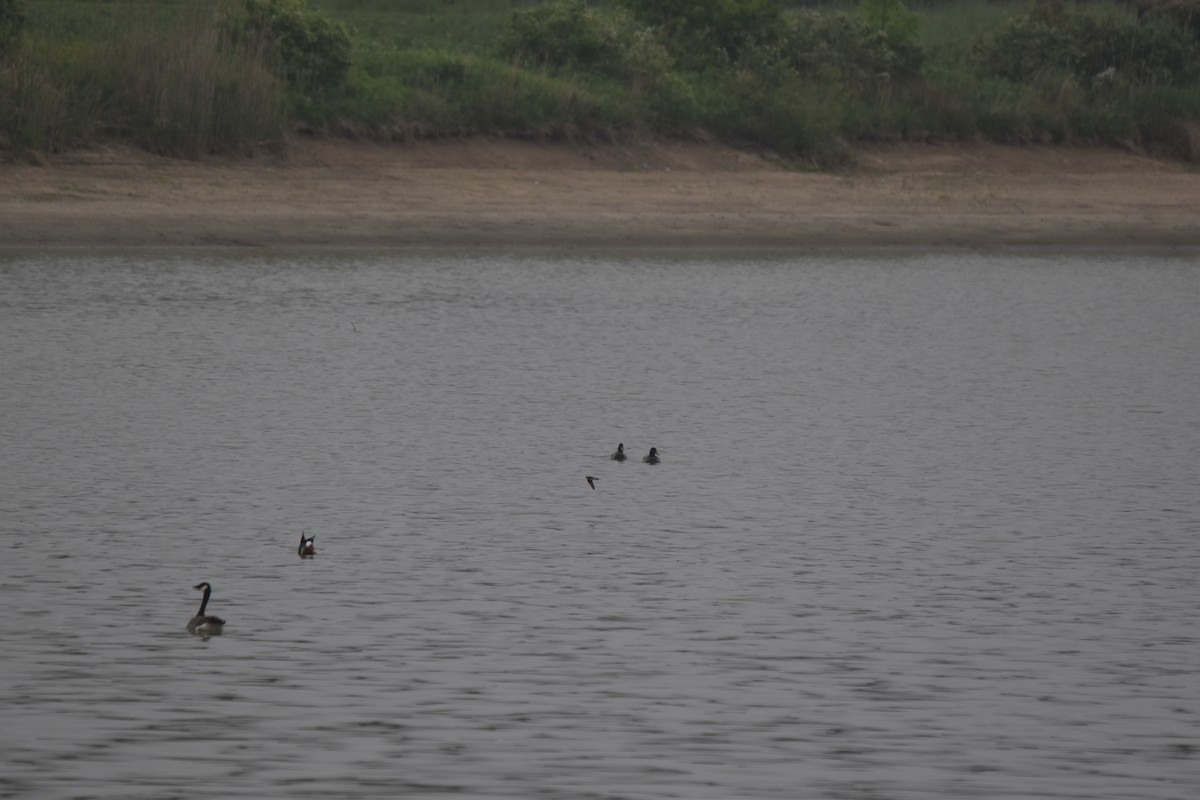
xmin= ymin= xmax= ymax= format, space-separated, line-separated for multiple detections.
xmin=1130 ymin=0 xmax=1200 ymax=41
xmin=974 ymin=3 xmax=1077 ymax=83
xmin=976 ymin=2 xmax=1200 ymax=86
xmin=780 ymin=9 xmax=923 ymax=92
xmin=859 ymin=0 xmax=921 ymax=47
xmin=694 ymin=65 xmax=851 ymax=164
xmin=500 ymin=2 xmax=674 ymax=82
xmin=237 ymin=0 xmax=351 ymax=96
xmin=859 ymin=0 xmax=923 ymax=78
xmin=501 ymin=0 xmax=625 ymax=72
xmin=1080 ymin=12 xmax=1199 ymax=84
xmin=499 ymin=0 xmax=692 ymax=117
xmin=0 ymin=0 xmax=24 ymax=58
xmin=619 ymin=0 xmax=786 ymax=62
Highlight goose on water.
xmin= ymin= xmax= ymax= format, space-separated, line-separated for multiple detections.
xmin=187 ymin=582 xmax=225 ymax=635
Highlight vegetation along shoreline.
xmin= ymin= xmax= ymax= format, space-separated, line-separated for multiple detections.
xmin=3 ymin=0 xmax=1200 ymax=166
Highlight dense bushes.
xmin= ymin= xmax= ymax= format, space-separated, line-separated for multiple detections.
xmin=976 ymin=1 xmax=1200 ymax=87
xmin=4 ymin=0 xmax=1200 ymax=163
xmin=498 ymin=0 xmax=691 ymax=119
xmin=782 ymin=7 xmax=924 ymax=91
xmin=501 ymin=0 xmax=641 ymax=73
xmin=237 ymin=0 xmax=351 ymax=97
xmin=617 ymin=0 xmax=786 ymax=62
xmin=494 ymin=0 xmax=925 ymax=160
xmin=1131 ymin=0 xmax=1200 ymax=40
xmin=499 ymin=1 xmax=676 ymax=89
xmin=0 ymin=0 xmax=24 ymax=58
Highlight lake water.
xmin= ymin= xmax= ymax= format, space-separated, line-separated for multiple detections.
xmin=1 ymin=250 xmax=1197 ymax=799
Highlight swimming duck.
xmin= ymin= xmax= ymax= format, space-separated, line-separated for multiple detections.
xmin=611 ymin=443 xmax=627 ymax=461
xmin=298 ymin=532 xmax=316 ymax=557
xmin=187 ymin=582 xmax=226 ymax=635
xmin=643 ymin=447 xmax=660 ymax=464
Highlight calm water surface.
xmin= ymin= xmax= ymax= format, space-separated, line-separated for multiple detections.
xmin=1 ymin=251 xmax=1197 ymax=799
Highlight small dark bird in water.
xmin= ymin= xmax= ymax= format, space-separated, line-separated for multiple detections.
xmin=298 ymin=532 xmax=316 ymax=557
xmin=643 ymin=447 xmax=660 ymax=464
xmin=586 ymin=476 xmax=598 ymax=490
xmin=611 ymin=443 xmax=627 ymax=461
xmin=187 ymin=582 xmax=225 ymax=635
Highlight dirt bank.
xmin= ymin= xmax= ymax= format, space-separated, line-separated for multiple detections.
xmin=2 ymin=138 xmax=1197 ymax=252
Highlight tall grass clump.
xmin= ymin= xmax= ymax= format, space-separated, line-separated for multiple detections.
xmin=0 ymin=0 xmax=24 ymax=57
xmin=118 ymin=5 xmax=286 ymax=156
xmin=0 ymin=1 xmax=287 ymax=157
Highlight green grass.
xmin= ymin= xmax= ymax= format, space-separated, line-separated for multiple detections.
xmin=3 ymin=1 xmax=1199 ymax=162
xmin=917 ymin=0 xmax=1013 ymax=68
xmin=2 ymin=0 xmax=286 ymax=156
xmin=309 ymin=0 xmax=520 ymax=55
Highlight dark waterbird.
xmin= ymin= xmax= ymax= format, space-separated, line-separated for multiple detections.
xmin=611 ymin=443 xmax=627 ymax=461
xmin=586 ymin=475 xmax=598 ymax=490
xmin=643 ymin=447 xmax=661 ymax=465
xmin=298 ymin=532 xmax=316 ymax=557
xmin=187 ymin=582 xmax=225 ymax=635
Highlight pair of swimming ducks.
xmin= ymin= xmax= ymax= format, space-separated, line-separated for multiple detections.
xmin=611 ymin=443 xmax=660 ymax=464
xmin=187 ymin=533 xmax=316 ymax=634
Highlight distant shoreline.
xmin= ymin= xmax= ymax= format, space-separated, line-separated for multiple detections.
xmin=3 ymin=139 xmax=1198 ymax=253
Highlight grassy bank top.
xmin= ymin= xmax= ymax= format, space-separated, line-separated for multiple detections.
xmin=3 ymin=0 xmax=1200 ymax=165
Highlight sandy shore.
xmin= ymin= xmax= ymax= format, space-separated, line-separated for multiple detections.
xmin=2 ymin=138 xmax=1198 ymax=252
